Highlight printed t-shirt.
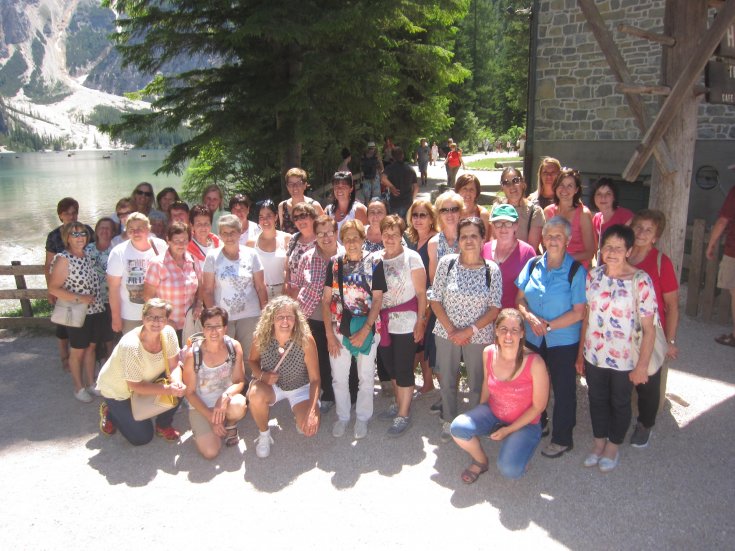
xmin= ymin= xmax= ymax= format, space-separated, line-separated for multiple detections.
xmin=203 ymin=246 xmax=263 ymax=320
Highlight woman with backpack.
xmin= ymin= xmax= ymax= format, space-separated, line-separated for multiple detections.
xmin=181 ymin=307 xmax=247 ymax=458
xmin=515 ymin=216 xmax=587 ymax=459
xmin=429 ymin=217 xmax=502 ymax=443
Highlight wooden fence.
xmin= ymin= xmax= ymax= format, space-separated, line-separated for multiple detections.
xmin=0 ymin=261 xmax=53 ymax=329
xmin=684 ymin=219 xmax=732 ymax=324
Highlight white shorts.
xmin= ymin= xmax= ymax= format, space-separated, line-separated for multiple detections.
xmin=269 ymin=382 xmax=312 ymax=409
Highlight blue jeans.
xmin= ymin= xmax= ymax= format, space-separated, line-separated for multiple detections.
xmin=106 ymin=395 xmax=181 ymax=446
xmin=451 ymin=403 xmax=542 ymax=480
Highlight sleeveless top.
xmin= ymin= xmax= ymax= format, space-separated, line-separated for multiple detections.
xmin=281 ymin=197 xmax=317 ymax=234
xmin=436 ymin=231 xmax=459 ymax=260
xmin=53 ymin=250 xmax=105 ymax=315
xmin=254 ymin=233 xmax=288 ymax=286
xmin=325 ymin=201 xmax=361 ymax=239
xmin=193 ymin=340 xmax=237 ymax=408
xmin=261 ymin=338 xmax=309 ymax=391
xmin=486 ymin=346 xmax=539 ymax=425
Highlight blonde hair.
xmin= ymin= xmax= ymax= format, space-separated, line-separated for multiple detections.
xmin=254 ymin=296 xmax=312 ymax=352
xmin=285 ymin=167 xmax=308 ymax=183
xmin=125 ymin=212 xmax=151 ymax=231
xmin=406 ymin=200 xmax=439 ymax=243
xmin=434 ymin=191 xmax=465 ymax=231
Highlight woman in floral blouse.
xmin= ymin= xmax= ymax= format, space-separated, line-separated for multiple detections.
xmin=577 ymin=224 xmax=657 ymax=473
xmin=429 ymin=217 xmax=502 ymax=443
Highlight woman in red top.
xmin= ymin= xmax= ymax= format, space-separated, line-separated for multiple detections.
xmin=627 ymin=209 xmax=679 ymax=448
xmin=444 ymin=143 xmax=465 ymax=188
xmin=450 ymin=308 xmax=549 ymax=483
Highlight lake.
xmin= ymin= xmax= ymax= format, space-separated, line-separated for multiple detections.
xmin=0 ymin=150 xmax=183 ymax=268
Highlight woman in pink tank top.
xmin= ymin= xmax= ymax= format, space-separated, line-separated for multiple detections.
xmin=449 ymin=309 xmax=549 ymax=483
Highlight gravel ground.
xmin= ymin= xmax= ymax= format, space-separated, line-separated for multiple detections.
xmin=0 ymin=312 xmax=733 ymax=550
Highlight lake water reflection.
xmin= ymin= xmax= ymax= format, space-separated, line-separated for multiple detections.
xmin=0 ymin=150 xmax=183 ymax=267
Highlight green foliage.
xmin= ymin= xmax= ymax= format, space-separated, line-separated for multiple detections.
xmin=467 ymin=156 xmax=522 ymax=169
xmin=0 ymin=51 xmax=28 ymax=97
xmin=91 ymin=104 xmax=192 ymax=149
xmin=4 ymin=299 xmax=53 ymax=318
xmin=24 ymin=71 xmax=72 ymax=104
xmin=66 ymin=1 xmax=116 ymax=74
xmin=102 ymin=0 xmax=469 ymax=191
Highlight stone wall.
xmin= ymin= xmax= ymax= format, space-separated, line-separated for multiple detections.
xmin=534 ymin=0 xmax=735 ymax=142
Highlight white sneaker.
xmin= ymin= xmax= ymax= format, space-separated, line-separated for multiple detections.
xmin=332 ymin=419 xmax=348 ymax=438
xmin=74 ymin=388 xmax=93 ymax=403
xmin=255 ymin=431 xmax=274 ymax=458
xmin=86 ymin=385 xmax=101 ymax=397
xmin=354 ymin=419 xmax=368 ymax=440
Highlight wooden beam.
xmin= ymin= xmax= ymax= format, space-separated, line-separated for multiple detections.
xmin=577 ymin=0 xmax=678 ymax=177
xmin=623 ymin=0 xmax=735 ymax=181
xmin=0 ymin=289 xmax=47 ymax=300
xmin=616 ymin=83 xmax=672 ymax=95
xmin=0 ymin=317 xmax=53 ymax=330
xmin=0 ymin=264 xmax=45 ymax=276
xmin=618 ymin=24 xmax=676 ymax=46
xmin=708 ymin=1 xmax=725 ymax=9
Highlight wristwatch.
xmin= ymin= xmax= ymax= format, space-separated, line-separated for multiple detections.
xmin=669 ymin=339 xmax=676 ymax=345
xmin=546 ymin=323 xmax=552 ymax=332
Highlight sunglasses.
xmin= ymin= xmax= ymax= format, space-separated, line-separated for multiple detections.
xmin=317 ymin=230 xmax=335 ymax=238
xmin=70 ymin=231 xmax=88 ymax=238
xmin=117 ymin=210 xmax=132 ymax=217
xmin=501 ymin=177 xmax=522 ymax=186
xmin=439 ymin=206 xmax=460 ymax=214
xmin=292 ymin=213 xmax=310 ymax=222
xmin=411 ymin=212 xmax=429 ymax=219
xmin=135 ymin=190 xmax=154 ymax=197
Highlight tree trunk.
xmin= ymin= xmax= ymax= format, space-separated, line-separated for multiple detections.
xmin=279 ymin=46 xmax=303 ymax=196
xmin=649 ymin=0 xmax=707 ymax=280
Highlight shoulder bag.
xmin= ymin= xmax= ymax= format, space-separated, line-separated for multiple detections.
xmin=51 ymin=299 xmax=88 ymax=328
xmin=131 ymin=332 xmax=179 ymax=421
xmin=631 ymin=269 xmax=668 ymax=376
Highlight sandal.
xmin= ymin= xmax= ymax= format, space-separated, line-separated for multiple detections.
xmin=715 ymin=333 xmax=735 ymax=347
xmin=224 ymin=425 xmax=239 ymax=447
xmin=461 ymin=459 xmax=489 ymax=484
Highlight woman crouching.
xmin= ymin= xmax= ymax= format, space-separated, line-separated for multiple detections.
xmin=182 ymin=307 xmax=247 ymax=458
xmin=247 ymin=296 xmax=321 ymax=458
xmin=450 ymin=308 xmax=549 ymax=483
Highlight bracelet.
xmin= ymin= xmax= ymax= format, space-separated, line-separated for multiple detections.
xmin=471 ymin=324 xmax=479 ymax=335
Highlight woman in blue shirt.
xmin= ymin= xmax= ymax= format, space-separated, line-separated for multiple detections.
xmin=516 ymin=216 xmax=587 ymax=458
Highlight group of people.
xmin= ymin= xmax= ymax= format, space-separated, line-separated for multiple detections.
xmin=44 ymin=150 xmax=724 ymax=484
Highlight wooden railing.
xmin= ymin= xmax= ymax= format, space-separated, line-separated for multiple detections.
xmin=684 ymin=219 xmax=732 ymax=324
xmin=0 ymin=262 xmax=53 ymax=329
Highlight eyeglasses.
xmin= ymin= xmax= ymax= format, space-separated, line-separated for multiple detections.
xmin=501 ymin=177 xmax=522 ymax=186
xmin=276 ymin=315 xmax=295 ymax=322
xmin=117 ymin=210 xmax=132 ymax=217
xmin=286 ymin=180 xmax=305 ymax=188
xmin=144 ymin=315 xmax=167 ymax=323
xmin=135 ymin=190 xmax=154 ymax=197
xmin=317 ymin=230 xmax=335 ymax=238
xmin=439 ymin=206 xmax=460 ymax=214
xmin=411 ymin=212 xmax=429 ymax=219
xmin=70 ymin=231 xmax=88 ymax=238
xmin=492 ymin=221 xmax=514 ymax=229
xmin=203 ymin=324 xmax=224 ymax=331
xmin=292 ymin=213 xmax=310 ymax=222
xmin=496 ymin=326 xmax=522 ymax=336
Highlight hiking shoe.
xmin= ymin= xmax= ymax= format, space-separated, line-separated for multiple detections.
xmin=440 ymin=421 xmax=453 ymax=443
xmin=332 ymin=419 xmax=348 ymax=438
xmin=98 ymin=402 xmax=116 ymax=436
xmin=74 ymin=388 xmax=93 ymax=403
xmin=387 ymin=416 xmax=411 ymax=437
xmin=430 ymin=399 xmax=443 ymax=416
xmin=377 ymin=403 xmax=399 ymax=421
xmin=354 ymin=419 xmax=369 ymax=439
xmin=319 ymin=400 xmax=335 ymax=414
xmin=630 ymin=423 xmax=651 ymax=448
xmin=255 ymin=431 xmax=274 ymax=458
xmin=86 ymin=385 xmax=102 ymax=397
xmin=155 ymin=424 xmax=180 ymax=442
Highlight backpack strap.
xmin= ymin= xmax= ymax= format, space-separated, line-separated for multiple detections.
xmin=447 ymin=256 xmax=492 ymax=288
xmin=337 ymin=256 xmax=345 ymax=307
xmin=193 ymin=341 xmax=202 ymax=373
xmin=567 ymin=260 xmax=582 ymax=286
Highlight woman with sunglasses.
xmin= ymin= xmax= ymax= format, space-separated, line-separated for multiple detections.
xmin=279 ymin=168 xmax=323 ymax=234
xmin=49 ymin=222 xmax=107 ymax=402
xmin=455 ymin=174 xmax=491 ymax=243
xmin=130 ymin=182 xmax=162 ymax=218
xmin=406 ymin=200 xmax=439 ymax=396
xmin=247 ymin=200 xmax=291 ymax=299
xmin=324 ymin=171 xmax=368 ymax=241
xmin=284 ymin=202 xmax=318 ymax=299
xmin=427 ymin=191 xmax=465 ymax=283
xmin=493 ymin=167 xmax=545 ymax=252
xmin=543 ymin=168 xmax=596 ymax=268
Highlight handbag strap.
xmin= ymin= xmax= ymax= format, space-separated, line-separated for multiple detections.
xmin=272 ymin=341 xmax=295 ymax=373
xmin=161 ymin=332 xmax=170 ymax=378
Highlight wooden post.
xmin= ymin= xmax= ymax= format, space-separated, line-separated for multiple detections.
xmin=11 ymin=261 xmax=33 ymax=318
xmin=686 ymin=219 xmax=705 ymax=317
xmin=648 ymin=0 xmax=709 ymax=284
